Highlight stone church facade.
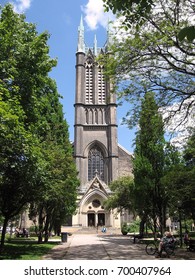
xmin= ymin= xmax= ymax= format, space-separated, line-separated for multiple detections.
xmin=72 ymin=18 xmax=133 ymax=228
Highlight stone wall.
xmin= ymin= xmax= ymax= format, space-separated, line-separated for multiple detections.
xmin=118 ymin=144 xmax=133 ymax=178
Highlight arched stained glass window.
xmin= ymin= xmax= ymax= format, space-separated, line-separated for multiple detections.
xmin=88 ymin=146 xmax=104 ymax=181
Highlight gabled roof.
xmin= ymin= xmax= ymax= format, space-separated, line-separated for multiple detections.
xmin=80 ymin=174 xmax=112 ymax=195
xmin=118 ymin=143 xmax=134 ymax=157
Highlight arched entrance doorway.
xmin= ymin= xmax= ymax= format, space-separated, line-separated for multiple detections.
xmin=88 ymin=213 xmax=95 ymax=226
xmin=78 ymin=176 xmax=112 ymax=227
xmin=98 ymin=213 xmax=105 ymax=226
xmin=87 ymin=212 xmax=106 ymax=227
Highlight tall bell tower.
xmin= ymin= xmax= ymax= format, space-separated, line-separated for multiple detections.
xmin=72 ymin=18 xmax=131 ymax=228
xmin=74 ymin=17 xmax=118 ymax=186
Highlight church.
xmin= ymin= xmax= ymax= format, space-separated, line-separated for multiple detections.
xmin=72 ymin=18 xmax=133 ymax=228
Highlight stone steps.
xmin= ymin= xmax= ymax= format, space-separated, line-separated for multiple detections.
xmin=61 ymin=226 xmax=122 ymax=235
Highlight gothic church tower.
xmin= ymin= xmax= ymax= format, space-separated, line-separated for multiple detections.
xmin=72 ymin=18 xmax=132 ymax=228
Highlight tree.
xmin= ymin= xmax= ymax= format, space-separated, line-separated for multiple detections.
xmin=164 ymin=131 xmax=195 ymax=225
xmin=29 ymin=138 xmax=79 ymax=243
xmin=104 ymin=176 xmax=135 ymax=213
xmin=27 ymin=75 xmax=79 ymax=243
xmin=183 ymin=131 xmax=195 ymax=167
xmin=0 ymin=4 xmax=57 ymax=131
xmin=103 ymin=0 xmax=195 ymax=41
xmin=133 ymin=92 xmax=166 ymax=235
xmin=0 ymin=96 xmax=46 ymax=247
xmin=103 ymin=0 xmax=195 ymax=131
xmin=103 ymin=0 xmax=153 ymax=27
xmin=0 ymin=4 xmax=79 ymax=246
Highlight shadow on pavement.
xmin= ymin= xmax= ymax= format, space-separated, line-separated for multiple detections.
xmin=43 ymin=234 xmax=195 ymax=260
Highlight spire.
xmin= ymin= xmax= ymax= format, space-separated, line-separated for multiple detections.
xmin=93 ymin=34 xmax=97 ymax=56
xmin=106 ymin=19 xmax=113 ymax=49
xmin=77 ymin=16 xmax=85 ymax=53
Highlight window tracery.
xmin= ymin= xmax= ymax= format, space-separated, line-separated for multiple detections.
xmin=88 ymin=146 xmax=104 ymax=181
xmin=85 ymin=58 xmax=93 ymax=104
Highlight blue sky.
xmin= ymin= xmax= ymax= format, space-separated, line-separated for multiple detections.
xmin=1 ymin=0 xmax=136 ymax=153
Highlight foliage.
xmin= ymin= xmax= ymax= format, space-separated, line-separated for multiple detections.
xmin=128 ymin=219 xmax=141 ymax=233
xmin=178 ymin=26 xmax=195 ymax=42
xmin=103 ymin=0 xmax=195 ymax=130
xmin=0 ymin=4 xmax=79 ymax=247
xmin=163 ymin=131 xmax=195 ymax=224
xmin=133 ymin=92 xmax=167 ymax=234
xmin=0 ymin=95 xmax=46 ymax=246
xmin=104 ymin=176 xmax=134 ymax=212
xmin=103 ymin=0 xmax=195 ymax=235
xmin=103 ymin=0 xmax=195 ymax=41
xmin=29 ymin=140 xmax=79 ymax=242
xmin=121 ymin=219 xmax=140 ymax=234
xmin=103 ymin=0 xmax=153 ymax=27
xmin=121 ymin=222 xmax=129 ymax=235
xmin=183 ymin=131 xmax=195 ymax=167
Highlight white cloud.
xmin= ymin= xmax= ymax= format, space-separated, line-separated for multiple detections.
xmin=11 ymin=0 xmax=32 ymax=14
xmin=82 ymin=0 xmax=114 ymax=30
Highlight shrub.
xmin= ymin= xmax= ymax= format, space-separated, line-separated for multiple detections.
xmin=121 ymin=222 xmax=130 ymax=235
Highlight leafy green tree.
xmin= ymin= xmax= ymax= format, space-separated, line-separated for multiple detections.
xmin=0 ymin=4 xmax=56 ymax=130
xmin=28 ymin=75 xmax=79 ymax=243
xmin=0 ymin=96 xmax=46 ymax=247
xmin=164 ymin=131 xmax=195 ymax=225
xmin=104 ymin=176 xmax=135 ymax=213
xmin=29 ymin=139 xmax=79 ymax=243
xmin=103 ymin=0 xmax=153 ymax=27
xmin=133 ymin=92 xmax=166 ymax=235
xmin=103 ymin=0 xmax=194 ymax=234
xmin=103 ymin=0 xmax=195 ymax=129
xmin=103 ymin=0 xmax=195 ymax=41
xmin=0 ymin=4 xmax=79 ymax=246
xmin=183 ymin=131 xmax=195 ymax=167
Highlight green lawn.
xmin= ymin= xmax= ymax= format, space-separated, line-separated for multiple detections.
xmin=0 ymin=237 xmax=60 ymax=260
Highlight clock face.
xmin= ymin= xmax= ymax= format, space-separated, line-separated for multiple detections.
xmin=92 ymin=199 xmax=101 ymax=208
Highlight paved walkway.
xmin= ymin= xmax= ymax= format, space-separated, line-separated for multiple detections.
xmin=42 ymin=233 xmax=195 ymax=260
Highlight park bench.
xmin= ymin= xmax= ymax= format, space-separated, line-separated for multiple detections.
xmin=132 ymin=234 xmax=153 ymax=243
xmin=132 ymin=234 xmax=142 ymax=243
xmin=15 ymin=230 xmax=29 ymax=238
xmin=132 ymin=233 xmax=159 ymax=244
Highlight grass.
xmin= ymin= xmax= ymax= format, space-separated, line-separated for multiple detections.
xmin=0 ymin=237 xmax=60 ymax=260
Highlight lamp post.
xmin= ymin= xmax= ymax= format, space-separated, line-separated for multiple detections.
xmin=177 ymin=201 xmax=183 ymax=247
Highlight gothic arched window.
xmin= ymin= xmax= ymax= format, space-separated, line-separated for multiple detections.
xmin=98 ymin=65 xmax=106 ymax=104
xmin=88 ymin=146 xmax=104 ymax=181
xmin=85 ymin=57 xmax=93 ymax=104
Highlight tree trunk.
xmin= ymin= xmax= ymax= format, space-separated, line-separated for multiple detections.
xmin=37 ymin=208 xmax=44 ymax=243
xmin=44 ymin=215 xmax=50 ymax=243
xmin=139 ymin=216 xmax=146 ymax=237
xmin=0 ymin=218 xmax=9 ymax=249
xmin=44 ymin=231 xmax=49 ymax=243
xmin=38 ymin=232 xmax=43 ymax=243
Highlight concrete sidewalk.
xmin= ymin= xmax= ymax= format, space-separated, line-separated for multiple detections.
xmin=42 ymin=233 xmax=195 ymax=260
